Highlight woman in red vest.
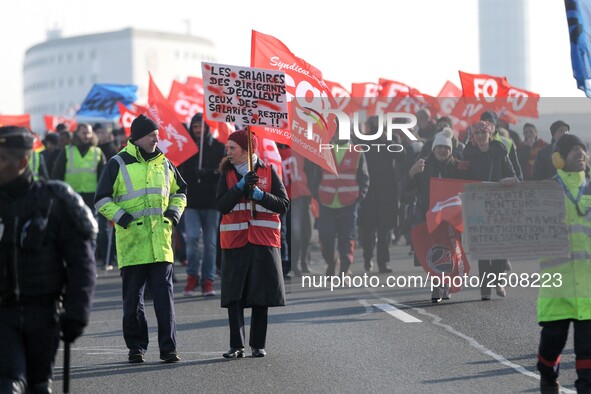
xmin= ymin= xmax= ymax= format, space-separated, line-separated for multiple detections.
xmin=216 ymin=129 xmax=290 ymax=359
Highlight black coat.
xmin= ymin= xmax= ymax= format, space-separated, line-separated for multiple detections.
xmin=179 ymin=131 xmax=226 ymax=210
xmin=532 ymin=143 xmax=556 ymax=181
xmin=462 ymin=140 xmax=516 ymax=182
xmin=357 ymin=144 xmax=399 ymax=229
xmin=216 ymin=158 xmax=290 ymax=308
xmin=0 ymin=171 xmax=96 ymax=325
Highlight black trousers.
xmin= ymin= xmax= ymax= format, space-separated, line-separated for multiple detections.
xmin=227 ymin=303 xmax=268 ymax=349
xmin=121 ymin=262 xmax=177 ymax=355
xmin=538 ymin=319 xmax=591 ymax=392
xmin=0 ymin=302 xmax=60 ymax=391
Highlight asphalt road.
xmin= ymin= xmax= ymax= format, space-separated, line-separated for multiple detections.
xmin=50 ymin=243 xmax=577 ymax=393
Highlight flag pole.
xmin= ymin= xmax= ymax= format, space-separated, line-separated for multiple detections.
xmin=246 ymin=126 xmax=255 ymax=216
xmin=198 ymin=116 xmax=205 ymax=170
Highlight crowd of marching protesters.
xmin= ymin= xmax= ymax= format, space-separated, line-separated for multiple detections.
xmin=3 ymin=107 xmax=588 ymax=393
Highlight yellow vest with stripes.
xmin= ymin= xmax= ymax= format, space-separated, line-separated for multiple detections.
xmin=64 ymin=145 xmax=100 ymax=193
xmin=538 ymin=169 xmax=591 ymax=322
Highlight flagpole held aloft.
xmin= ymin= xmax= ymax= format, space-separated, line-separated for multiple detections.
xmin=247 ymin=126 xmax=255 ymax=216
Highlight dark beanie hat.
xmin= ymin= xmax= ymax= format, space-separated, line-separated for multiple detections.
xmin=228 ymin=129 xmax=257 ymax=152
xmin=0 ymin=126 xmax=34 ymax=149
xmin=550 ymin=120 xmax=570 ymax=136
xmin=190 ymin=113 xmax=202 ymax=126
xmin=554 ymin=133 xmax=586 ymax=159
xmin=130 ymin=114 xmax=158 ymax=142
xmin=44 ymin=133 xmax=59 ymax=145
xmin=480 ymin=110 xmax=498 ymax=127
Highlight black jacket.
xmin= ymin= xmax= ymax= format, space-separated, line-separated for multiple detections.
xmin=462 ymin=140 xmax=516 ymax=182
xmin=179 ymin=131 xmax=226 ymax=210
xmin=0 ymin=171 xmax=96 ymax=325
xmin=532 ymin=143 xmax=556 ymax=181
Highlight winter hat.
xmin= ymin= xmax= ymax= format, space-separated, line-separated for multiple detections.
xmin=480 ymin=110 xmax=498 ymax=127
xmin=473 ymin=121 xmax=493 ymax=135
xmin=228 ymin=129 xmax=258 ymax=152
xmin=554 ymin=134 xmax=586 ymax=160
xmin=432 ymin=127 xmax=454 ymax=151
xmin=0 ymin=126 xmax=34 ymax=149
xmin=130 ymin=114 xmax=158 ymax=142
xmin=550 ymin=120 xmax=570 ymax=137
xmin=190 ymin=113 xmax=203 ymax=126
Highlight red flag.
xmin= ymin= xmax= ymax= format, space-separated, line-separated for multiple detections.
xmin=251 ymin=30 xmax=337 ymax=174
xmin=147 ymin=74 xmax=198 ymax=167
xmin=452 ymin=71 xmax=510 ymax=123
xmin=411 ymin=222 xmax=470 ymax=293
xmin=117 ymin=102 xmax=144 ymax=137
xmin=0 ymin=114 xmax=31 ymax=129
xmin=43 ymin=115 xmax=77 ymax=132
xmin=256 ymin=136 xmax=282 ymax=180
xmin=186 ymin=76 xmax=204 ymax=95
xmin=500 ymin=81 xmax=540 ymax=119
xmin=351 ymin=82 xmax=379 ymax=112
xmin=324 ymin=80 xmax=362 ymax=116
xmin=167 ymin=80 xmax=204 ymax=125
xmin=426 ymin=178 xmax=479 ymax=234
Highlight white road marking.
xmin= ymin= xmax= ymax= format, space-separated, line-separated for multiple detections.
xmin=372 ymin=303 xmax=422 ymax=323
xmin=377 ymin=296 xmax=576 ymax=394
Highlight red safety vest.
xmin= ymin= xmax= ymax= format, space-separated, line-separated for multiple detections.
xmin=318 ymin=149 xmax=360 ymax=206
xmin=219 ymin=165 xmax=281 ymax=249
xmin=278 ymin=147 xmax=311 ymax=200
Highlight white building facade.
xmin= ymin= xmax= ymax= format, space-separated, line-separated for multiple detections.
xmin=479 ymin=0 xmax=530 ymax=90
xmin=23 ymin=28 xmax=215 ymax=131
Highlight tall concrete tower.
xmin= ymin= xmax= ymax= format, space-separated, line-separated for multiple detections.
xmin=479 ymin=0 xmax=530 ymax=89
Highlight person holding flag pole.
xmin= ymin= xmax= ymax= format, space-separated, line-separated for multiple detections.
xmin=216 ymin=128 xmax=289 ymax=359
xmin=179 ymin=113 xmax=225 ymax=297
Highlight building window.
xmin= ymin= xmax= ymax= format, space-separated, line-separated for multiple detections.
xmin=66 ymin=53 xmax=72 ymax=63
xmin=67 ymin=77 xmax=74 ymax=86
xmin=78 ymin=76 xmax=84 ymax=85
xmin=58 ymin=54 xmax=63 ymax=64
xmin=90 ymin=49 xmax=96 ymax=59
xmin=78 ymin=51 xmax=84 ymax=61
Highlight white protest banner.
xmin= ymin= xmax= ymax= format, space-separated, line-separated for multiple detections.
xmin=461 ymin=181 xmax=569 ymax=260
xmin=201 ymin=62 xmax=289 ymax=129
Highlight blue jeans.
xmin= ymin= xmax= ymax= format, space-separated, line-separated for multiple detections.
xmin=184 ymin=208 xmax=220 ymax=281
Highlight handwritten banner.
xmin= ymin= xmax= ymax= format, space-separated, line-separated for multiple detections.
xmin=201 ymin=62 xmax=289 ymax=129
xmin=461 ymin=181 xmax=569 ymax=260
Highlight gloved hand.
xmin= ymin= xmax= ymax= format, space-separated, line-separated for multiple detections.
xmin=244 ymin=171 xmax=259 ymax=187
xmin=235 ymin=177 xmax=246 ymax=191
xmin=60 ymin=316 xmax=85 ymax=343
xmin=118 ymin=213 xmax=134 ymax=229
xmin=164 ymin=210 xmax=178 ymax=226
xmin=250 ymin=186 xmax=265 ymax=201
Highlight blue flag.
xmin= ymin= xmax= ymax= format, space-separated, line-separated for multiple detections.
xmin=566 ymin=0 xmax=591 ymax=97
xmin=77 ymin=84 xmax=138 ymax=118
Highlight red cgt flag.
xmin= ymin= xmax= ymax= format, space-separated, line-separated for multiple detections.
xmin=147 ymin=74 xmax=198 ymax=167
xmin=118 ymin=102 xmax=144 ymax=137
xmin=411 ymin=222 xmax=470 ymax=293
xmin=168 ymin=80 xmax=205 ymax=125
xmin=251 ymin=30 xmax=337 ymax=174
xmin=426 ymin=178 xmax=480 ymax=234
xmin=324 ymin=80 xmax=363 ymax=116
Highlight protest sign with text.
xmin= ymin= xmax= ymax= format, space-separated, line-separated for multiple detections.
xmin=461 ymin=181 xmax=569 ymax=260
xmin=202 ymin=61 xmax=289 ymax=130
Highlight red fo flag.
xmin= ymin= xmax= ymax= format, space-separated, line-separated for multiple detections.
xmin=44 ymin=115 xmax=77 ymax=132
xmin=411 ymin=222 xmax=470 ymax=293
xmin=500 ymin=81 xmax=540 ymax=119
xmin=452 ymin=71 xmax=510 ymax=122
xmin=426 ymin=178 xmax=479 ymax=234
xmin=147 ymin=74 xmax=198 ymax=167
xmin=251 ymin=30 xmax=337 ymax=174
